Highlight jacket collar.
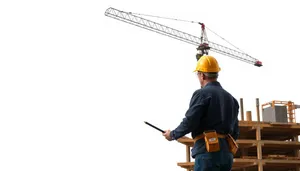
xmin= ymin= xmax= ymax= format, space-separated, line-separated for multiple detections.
xmin=204 ymin=81 xmax=222 ymax=88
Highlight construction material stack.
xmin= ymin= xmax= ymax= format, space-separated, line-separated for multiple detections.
xmin=176 ymin=98 xmax=300 ymax=171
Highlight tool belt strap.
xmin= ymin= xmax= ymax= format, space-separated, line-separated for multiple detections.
xmin=193 ymin=133 xmax=227 ymax=143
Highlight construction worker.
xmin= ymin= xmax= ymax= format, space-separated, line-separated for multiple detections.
xmin=163 ymin=55 xmax=239 ymax=171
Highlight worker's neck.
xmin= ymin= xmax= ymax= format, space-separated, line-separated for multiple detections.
xmin=202 ymin=79 xmax=217 ymax=87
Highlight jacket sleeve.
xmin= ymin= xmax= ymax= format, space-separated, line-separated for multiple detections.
xmin=231 ymin=119 xmax=239 ymax=140
xmin=170 ymin=91 xmax=209 ymax=140
xmin=231 ymin=99 xmax=240 ymax=140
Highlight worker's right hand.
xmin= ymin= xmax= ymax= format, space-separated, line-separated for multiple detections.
xmin=163 ymin=130 xmax=172 ymax=141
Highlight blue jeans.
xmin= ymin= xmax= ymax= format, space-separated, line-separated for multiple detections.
xmin=194 ymin=151 xmax=233 ymax=171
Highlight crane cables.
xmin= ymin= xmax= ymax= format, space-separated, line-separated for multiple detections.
xmin=129 ymin=11 xmax=246 ymax=54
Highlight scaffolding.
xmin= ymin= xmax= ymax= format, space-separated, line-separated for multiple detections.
xmin=261 ymin=100 xmax=298 ymax=123
xmin=175 ymin=98 xmax=300 ymax=171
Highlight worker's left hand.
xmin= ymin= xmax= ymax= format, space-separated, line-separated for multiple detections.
xmin=163 ymin=130 xmax=172 ymax=141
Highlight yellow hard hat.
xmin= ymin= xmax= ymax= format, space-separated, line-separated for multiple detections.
xmin=194 ymin=55 xmax=221 ymax=72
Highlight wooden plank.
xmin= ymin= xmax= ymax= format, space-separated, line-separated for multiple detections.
xmin=262 ymin=159 xmax=300 ymax=164
xmin=177 ymin=162 xmax=194 ymax=170
xmin=232 ymin=163 xmax=258 ymax=170
xmin=177 ymin=158 xmax=300 ymax=170
xmin=256 ymin=98 xmax=261 ymax=122
xmin=256 ymin=127 xmax=262 ymax=160
xmin=242 ymin=156 xmax=257 ymax=159
xmin=262 ymin=140 xmax=300 ymax=145
xmin=293 ymin=136 xmax=300 ymax=171
xmin=258 ymin=162 xmax=263 ymax=171
xmin=177 ymin=159 xmax=258 ymax=170
xmin=238 ymin=139 xmax=257 ymax=144
xmin=243 ymin=155 xmax=300 ymax=160
xmin=266 ymin=156 xmax=300 ymax=160
xmin=270 ymin=122 xmax=294 ymax=126
xmin=177 ymin=138 xmax=300 ymax=155
xmin=238 ymin=139 xmax=300 ymax=146
xmin=234 ymin=158 xmax=258 ymax=163
xmin=240 ymin=125 xmax=300 ymax=141
xmin=239 ymin=121 xmax=300 ymax=129
xmin=176 ymin=120 xmax=300 ymax=171
xmin=186 ymin=145 xmax=190 ymax=162
xmin=267 ymin=155 xmax=287 ymax=159
xmin=176 ymin=136 xmax=193 ymax=147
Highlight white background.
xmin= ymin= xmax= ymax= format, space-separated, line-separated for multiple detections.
xmin=1 ymin=0 xmax=300 ymax=171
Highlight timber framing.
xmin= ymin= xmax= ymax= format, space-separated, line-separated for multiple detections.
xmin=176 ymin=120 xmax=300 ymax=171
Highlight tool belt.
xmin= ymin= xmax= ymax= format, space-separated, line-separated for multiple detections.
xmin=193 ymin=130 xmax=239 ymax=155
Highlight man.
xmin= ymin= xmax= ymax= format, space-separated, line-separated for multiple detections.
xmin=163 ymin=55 xmax=239 ymax=171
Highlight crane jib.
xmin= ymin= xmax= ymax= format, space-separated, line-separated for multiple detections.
xmin=104 ymin=7 xmax=262 ymax=67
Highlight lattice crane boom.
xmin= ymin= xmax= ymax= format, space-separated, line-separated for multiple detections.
xmin=104 ymin=7 xmax=262 ymax=67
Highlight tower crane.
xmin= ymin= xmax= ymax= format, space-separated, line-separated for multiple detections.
xmin=104 ymin=7 xmax=263 ymax=67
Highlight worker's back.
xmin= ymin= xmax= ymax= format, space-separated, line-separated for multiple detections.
xmin=191 ymin=81 xmax=239 ymax=158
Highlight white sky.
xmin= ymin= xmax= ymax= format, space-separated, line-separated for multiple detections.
xmin=1 ymin=0 xmax=300 ymax=171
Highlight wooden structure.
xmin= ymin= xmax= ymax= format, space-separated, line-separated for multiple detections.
xmin=261 ymin=100 xmax=300 ymax=123
xmin=176 ymin=98 xmax=300 ymax=171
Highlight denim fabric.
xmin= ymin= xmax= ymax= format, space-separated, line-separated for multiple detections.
xmin=194 ymin=151 xmax=233 ymax=171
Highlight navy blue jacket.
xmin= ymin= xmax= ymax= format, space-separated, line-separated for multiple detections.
xmin=170 ymin=81 xmax=239 ymax=158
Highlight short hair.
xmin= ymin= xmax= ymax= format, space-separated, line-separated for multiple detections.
xmin=202 ymin=72 xmax=218 ymax=79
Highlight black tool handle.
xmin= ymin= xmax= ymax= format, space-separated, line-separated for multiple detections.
xmin=144 ymin=121 xmax=165 ymax=133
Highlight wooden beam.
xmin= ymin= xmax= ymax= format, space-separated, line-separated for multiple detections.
xmin=293 ymin=136 xmax=300 ymax=171
xmin=232 ymin=163 xmax=257 ymax=170
xmin=237 ymin=139 xmax=257 ymax=144
xmin=186 ymin=145 xmax=190 ymax=162
xmin=234 ymin=158 xmax=258 ymax=163
xmin=258 ymin=162 xmax=263 ymax=171
xmin=177 ymin=158 xmax=258 ymax=169
xmin=246 ymin=111 xmax=252 ymax=121
xmin=256 ymin=127 xmax=262 ymax=160
xmin=176 ymin=136 xmax=193 ymax=147
xmin=177 ymin=138 xmax=300 ymax=151
xmin=239 ymin=121 xmax=300 ymax=129
xmin=175 ymin=122 xmax=300 ymax=171
xmin=240 ymin=98 xmax=244 ymax=121
xmin=256 ymin=98 xmax=261 ymax=122
xmin=177 ymin=159 xmax=300 ymax=170
xmin=177 ymin=162 xmax=194 ymax=169
xmin=263 ymin=159 xmax=300 ymax=164
xmin=262 ymin=140 xmax=300 ymax=146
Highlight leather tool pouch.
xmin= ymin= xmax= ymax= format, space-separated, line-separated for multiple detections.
xmin=203 ymin=130 xmax=220 ymax=152
xmin=226 ymin=134 xmax=239 ymax=155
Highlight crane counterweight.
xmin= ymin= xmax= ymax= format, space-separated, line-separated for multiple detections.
xmin=254 ymin=61 xmax=263 ymax=67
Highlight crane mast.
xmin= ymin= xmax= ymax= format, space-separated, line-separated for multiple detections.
xmin=104 ymin=7 xmax=262 ymax=67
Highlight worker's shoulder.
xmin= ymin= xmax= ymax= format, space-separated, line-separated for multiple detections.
xmin=191 ymin=87 xmax=213 ymax=100
xmin=223 ymin=89 xmax=239 ymax=106
xmin=192 ymin=84 xmax=220 ymax=95
xmin=223 ymin=89 xmax=238 ymax=100
xmin=222 ymin=88 xmax=238 ymax=99
xmin=192 ymin=88 xmax=203 ymax=96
